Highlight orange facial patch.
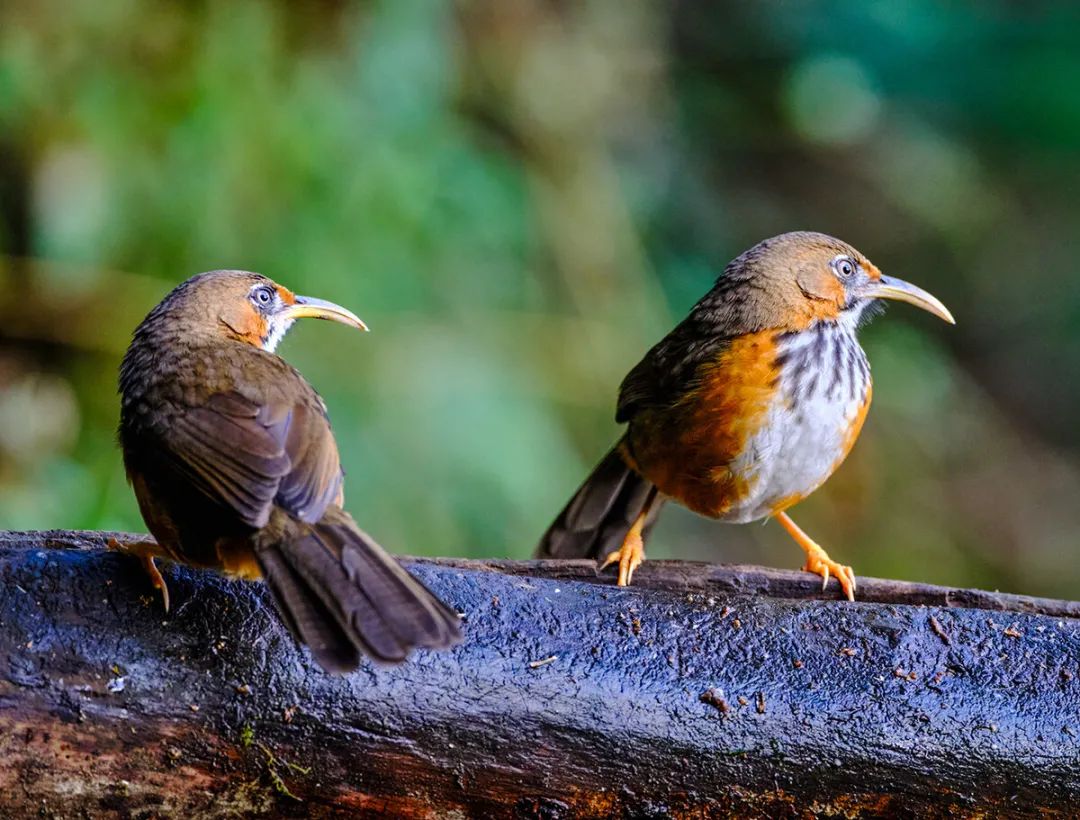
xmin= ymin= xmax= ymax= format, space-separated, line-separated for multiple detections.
xmin=219 ymin=300 xmax=270 ymax=348
xmin=628 ymin=330 xmax=780 ymax=518
xmin=275 ymin=284 xmax=297 ymax=306
xmin=791 ymin=271 xmax=847 ymax=327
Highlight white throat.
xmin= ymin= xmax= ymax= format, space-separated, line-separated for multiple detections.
xmin=261 ymin=318 xmax=295 ymax=353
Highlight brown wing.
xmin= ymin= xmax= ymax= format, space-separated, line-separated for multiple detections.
xmin=616 ymin=318 xmax=734 ymax=423
xmin=162 ymin=389 xmax=344 ymax=530
xmin=617 ymin=266 xmax=770 ymax=424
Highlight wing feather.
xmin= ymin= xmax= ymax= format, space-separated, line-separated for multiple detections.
xmin=160 ymin=388 xmax=343 ymax=529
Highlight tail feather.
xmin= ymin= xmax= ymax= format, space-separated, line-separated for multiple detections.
xmin=536 ymin=442 xmax=663 ymax=561
xmin=257 ymin=508 xmax=462 ymax=670
xmin=259 ymin=545 xmax=362 ymax=673
xmin=322 ymin=516 xmax=461 ymax=650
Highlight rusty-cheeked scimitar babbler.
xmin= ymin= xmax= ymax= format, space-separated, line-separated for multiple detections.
xmin=116 ymin=271 xmax=461 ymax=672
xmin=536 ymin=232 xmax=954 ymax=599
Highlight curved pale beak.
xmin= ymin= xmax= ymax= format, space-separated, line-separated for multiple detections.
xmin=283 ymin=295 xmax=369 ymax=331
xmin=864 ymin=275 xmax=955 ymax=324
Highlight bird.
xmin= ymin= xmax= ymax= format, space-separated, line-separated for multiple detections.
xmin=536 ymin=232 xmax=954 ymax=600
xmin=115 ymin=270 xmax=461 ymax=672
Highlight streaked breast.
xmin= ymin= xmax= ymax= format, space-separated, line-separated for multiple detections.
xmin=722 ymin=322 xmax=872 ymax=523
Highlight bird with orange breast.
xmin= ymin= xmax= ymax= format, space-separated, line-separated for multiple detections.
xmin=536 ymin=232 xmax=954 ymax=600
xmin=116 ymin=271 xmax=461 ymax=671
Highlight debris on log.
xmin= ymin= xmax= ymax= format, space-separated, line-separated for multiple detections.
xmin=1 ymin=530 xmax=1078 ymax=818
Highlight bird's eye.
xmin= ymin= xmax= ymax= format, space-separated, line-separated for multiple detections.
xmin=835 ymin=257 xmax=857 ymax=278
xmin=252 ymin=286 xmax=275 ymax=307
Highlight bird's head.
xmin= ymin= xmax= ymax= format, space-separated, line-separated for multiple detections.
xmin=143 ymin=270 xmax=367 ymax=352
xmin=717 ymin=232 xmax=954 ymax=332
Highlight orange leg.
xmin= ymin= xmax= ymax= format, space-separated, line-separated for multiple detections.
xmin=774 ymin=511 xmax=856 ymax=602
xmin=108 ymin=537 xmax=172 ymax=613
xmin=600 ymin=488 xmax=659 ymax=587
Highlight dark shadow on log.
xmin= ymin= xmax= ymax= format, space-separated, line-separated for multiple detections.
xmin=1 ymin=530 xmax=1078 ymax=818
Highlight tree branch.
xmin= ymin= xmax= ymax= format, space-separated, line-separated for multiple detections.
xmin=1 ymin=530 xmax=1077 ymax=817
xmin=10 ymin=528 xmax=1078 ymax=618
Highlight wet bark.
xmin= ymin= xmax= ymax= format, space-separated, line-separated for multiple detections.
xmin=1 ymin=530 xmax=1078 ymax=818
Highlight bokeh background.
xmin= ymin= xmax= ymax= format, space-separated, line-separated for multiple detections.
xmin=1 ymin=1 xmax=1078 ymax=597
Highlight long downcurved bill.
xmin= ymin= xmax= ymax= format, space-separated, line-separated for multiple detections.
xmin=283 ymin=295 xmax=368 ymax=331
xmin=865 ymin=275 xmax=955 ymax=324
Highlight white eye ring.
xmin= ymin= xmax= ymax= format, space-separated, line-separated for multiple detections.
xmin=253 ymin=286 xmax=274 ymax=305
xmin=833 ymin=256 xmax=857 ymax=278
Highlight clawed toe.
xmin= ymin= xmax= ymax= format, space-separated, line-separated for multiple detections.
xmin=109 ymin=537 xmax=172 ymax=612
xmin=600 ymin=534 xmax=645 ymax=587
xmin=804 ymin=555 xmax=855 ymax=601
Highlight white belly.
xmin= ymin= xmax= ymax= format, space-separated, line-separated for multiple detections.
xmin=722 ymin=323 xmax=870 ymax=523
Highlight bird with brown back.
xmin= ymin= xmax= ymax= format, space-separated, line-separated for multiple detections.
xmin=116 ymin=271 xmax=461 ymax=672
xmin=537 ymin=232 xmax=954 ymax=600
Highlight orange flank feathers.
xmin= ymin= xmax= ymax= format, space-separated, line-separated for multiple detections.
xmin=833 ymin=382 xmax=872 ymax=474
xmin=216 ymin=535 xmax=265 ymax=581
xmin=628 ymin=331 xmax=779 ymax=517
xmin=768 ymin=492 xmax=805 ymax=516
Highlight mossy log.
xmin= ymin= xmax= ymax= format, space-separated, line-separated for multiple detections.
xmin=0 ymin=530 xmax=1078 ymax=818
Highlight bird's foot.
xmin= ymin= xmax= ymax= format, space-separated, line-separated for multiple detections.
xmin=600 ymin=531 xmax=646 ymax=587
xmin=108 ymin=537 xmax=171 ymax=613
xmin=773 ymin=511 xmax=856 ymax=601
xmin=801 ymin=544 xmax=856 ymax=602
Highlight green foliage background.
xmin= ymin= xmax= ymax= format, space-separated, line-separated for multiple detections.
xmin=2 ymin=1 xmax=1079 ymax=596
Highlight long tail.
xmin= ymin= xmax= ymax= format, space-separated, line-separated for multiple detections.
xmin=535 ymin=441 xmax=664 ymax=561
xmin=257 ymin=507 xmax=462 ymax=673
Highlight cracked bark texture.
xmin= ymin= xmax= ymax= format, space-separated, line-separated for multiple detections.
xmin=1 ymin=530 xmax=1078 ymax=818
